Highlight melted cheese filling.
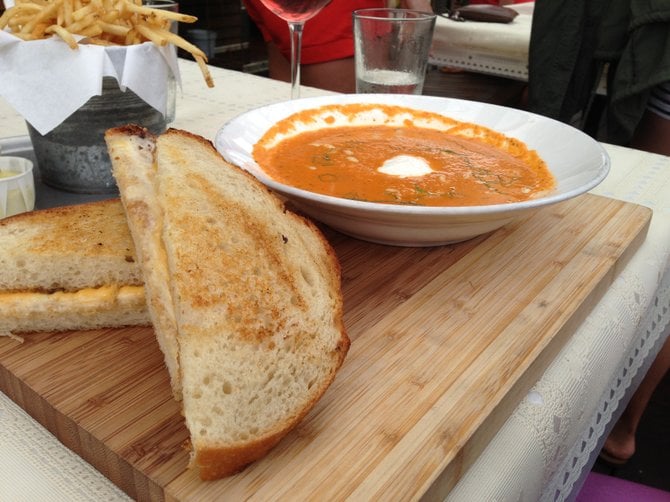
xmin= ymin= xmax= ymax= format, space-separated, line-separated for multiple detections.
xmin=0 ymin=285 xmax=145 ymax=311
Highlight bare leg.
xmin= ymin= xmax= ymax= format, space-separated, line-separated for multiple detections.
xmin=603 ymin=335 xmax=670 ymax=462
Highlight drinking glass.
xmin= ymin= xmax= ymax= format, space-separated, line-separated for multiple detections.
xmin=353 ymin=8 xmax=436 ymax=95
xmin=144 ymin=0 xmax=179 ymax=123
xmin=257 ymin=0 xmax=332 ymax=99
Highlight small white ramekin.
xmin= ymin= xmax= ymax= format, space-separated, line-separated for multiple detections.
xmin=0 ymin=156 xmax=35 ymax=219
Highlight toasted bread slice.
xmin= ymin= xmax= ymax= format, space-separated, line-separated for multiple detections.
xmin=104 ymin=127 xmax=182 ymax=400
xmin=105 ymin=126 xmax=349 ymax=480
xmin=0 ymin=199 xmax=150 ymax=335
xmin=0 ymin=199 xmax=141 ymax=292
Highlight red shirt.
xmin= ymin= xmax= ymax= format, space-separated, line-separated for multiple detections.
xmin=243 ymin=0 xmax=385 ymax=65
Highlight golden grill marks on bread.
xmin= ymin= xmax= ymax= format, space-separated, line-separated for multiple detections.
xmin=0 ymin=199 xmax=141 ymax=292
xmin=105 ymin=125 xmax=349 ymax=480
xmin=0 ymin=199 xmax=150 ymax=337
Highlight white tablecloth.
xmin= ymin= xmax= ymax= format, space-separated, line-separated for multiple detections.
xmin=1 ymin=60 xmax=669 ymax=502
xmin=430 ymin=2 xmax=533 ymax=80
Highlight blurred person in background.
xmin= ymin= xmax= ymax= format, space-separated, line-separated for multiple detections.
xmin=242 ymin=0 xmax=433 ymax=93
xmin=526 ymin=0 xmax=670 ymax=156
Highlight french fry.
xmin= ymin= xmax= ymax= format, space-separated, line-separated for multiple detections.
xmin=72 ymin=3 xmax=95 ymax=21
xmin=82 ymin=37 xmax=114 ymax=45
xmin=161 ymin=29 xmax=207 ymax=61
xmin=78 ymin=23 xmax=103 ymax=37
xmin=62 ymin=0 xmax=73 ymax=25
xmin=10 ymin=32 xmax=40 ymax=40
xmin=100 ymin=10 xmax=120 ymax=23
xmin=31 ymin=21 xmax=50 ymax=37
xmin=134 ymin=23 xmax=168 ymax=45
xmin=121 ymin=0 xmax=196 ymax=24
xmin=66 ymin=13 xmax=99 ymax=34
xmin=2 ymin=0 xmax=214 ymax=87
xmin=123 ymin=26 xmax=140 ymax=45
xmin=45 ymin=23 xmax=78 ymax=49
xmin=97 ymin=20 xmax=129 ymax=37
xmin=20 ymin=0 xmax=61 ymax=34
xmin=194 ymin=54 xmax=214 ymax=89
xmin=3 ymin=13 xmax=34 ymax=30
xmin=0 ymin=1 xmax=42 ymax=29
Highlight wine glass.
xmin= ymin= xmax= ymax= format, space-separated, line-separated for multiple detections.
xmin=257 ymin=0 xmax=333 ymax=99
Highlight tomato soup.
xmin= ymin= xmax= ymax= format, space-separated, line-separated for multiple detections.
xmin=253 ymin=104 xmax=555 ymax=207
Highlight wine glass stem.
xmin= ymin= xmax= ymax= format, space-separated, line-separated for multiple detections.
xmin=288 ymin=21 xmax=304 ymax=100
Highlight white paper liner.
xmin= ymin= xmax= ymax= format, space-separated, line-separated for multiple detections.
xmin=0 ymin=30 xmax=180 ymax=135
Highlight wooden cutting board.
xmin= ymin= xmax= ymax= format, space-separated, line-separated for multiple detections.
xmin=0 ymin=194 xmax=651 ymax=501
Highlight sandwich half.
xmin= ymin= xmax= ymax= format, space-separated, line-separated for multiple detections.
xmin=0 ymin=199 xmax=149 ymax=337
xmin=105 ymin=126 xmax=349 ymax=480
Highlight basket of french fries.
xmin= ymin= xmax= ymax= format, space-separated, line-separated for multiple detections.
xmin=0 ymin=0 xmax=213 ymax=193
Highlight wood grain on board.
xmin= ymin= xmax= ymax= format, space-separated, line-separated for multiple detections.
xmin=0 ymin=193 xmax=652 ymax=501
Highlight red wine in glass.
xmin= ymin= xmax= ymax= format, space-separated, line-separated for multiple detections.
xmin=258 ymin=0 xmax=332 ymax=98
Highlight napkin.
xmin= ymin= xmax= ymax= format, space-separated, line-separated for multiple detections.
xmin=0 ymin=30 xmax=180 ymax=135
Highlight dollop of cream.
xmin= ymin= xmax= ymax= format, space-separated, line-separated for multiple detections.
xmin=377 ymin=155 xmax=432 ymax=178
